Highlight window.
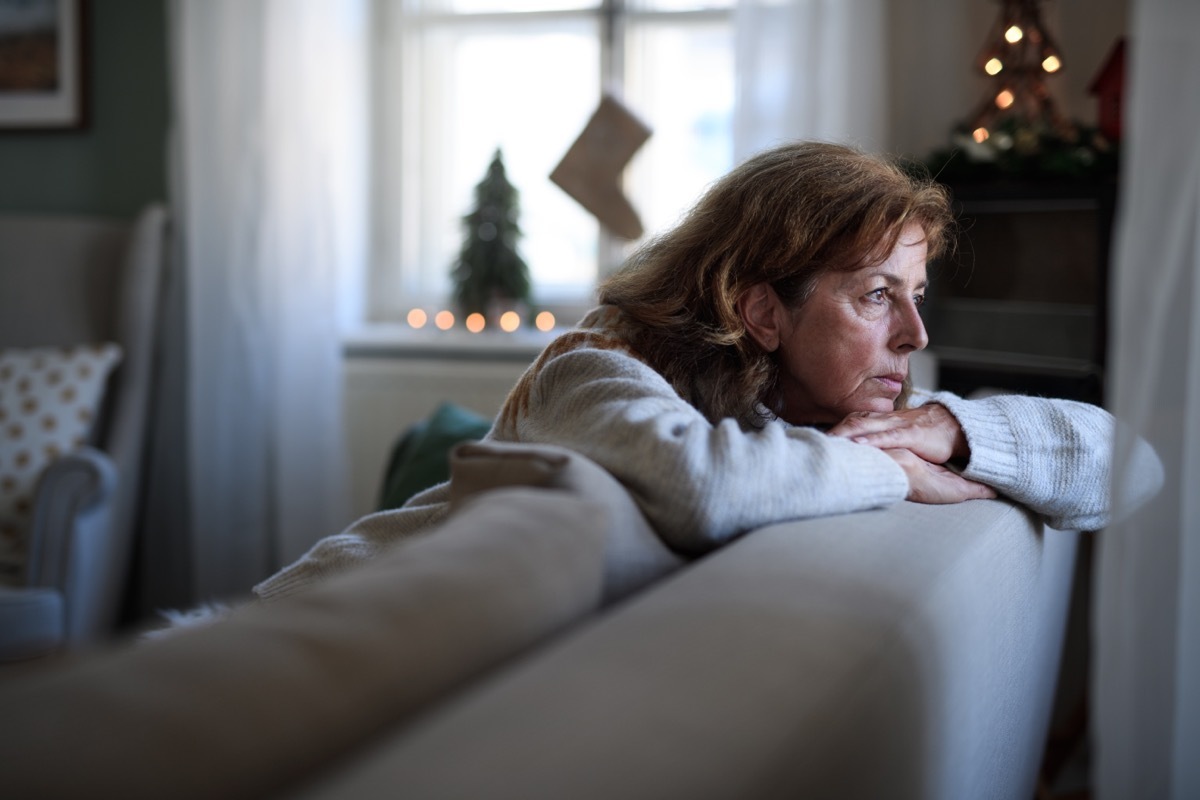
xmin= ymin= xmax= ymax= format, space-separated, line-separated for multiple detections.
xmin=370 ymin=0 xmax=735 ymax=323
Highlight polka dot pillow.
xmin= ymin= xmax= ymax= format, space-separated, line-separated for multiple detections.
xmin=0 ymin=344 xmax=122 ymax=585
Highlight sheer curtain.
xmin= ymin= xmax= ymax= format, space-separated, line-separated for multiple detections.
xmin=733 ymin=0 xmax=887 ymax=161
xmin=1094 ymin=0 xmax=1200 ymax=796
xmin=163 ymin=0 xmax=367 ymax=603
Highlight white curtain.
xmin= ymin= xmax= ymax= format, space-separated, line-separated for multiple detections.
xmin=1094 ymin=0 xmax=1200 ymax=797
xmin=168 ymin=0 xmax=367 ymax=601
xmin=733 ymin=0 xmax=887 ymax=162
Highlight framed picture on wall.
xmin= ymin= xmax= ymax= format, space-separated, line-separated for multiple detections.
xmin=0 ymin=0 xmax=85 ymax=129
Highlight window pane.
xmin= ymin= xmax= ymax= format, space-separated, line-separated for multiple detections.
xmin=624 ymin=18 xmax=734 ymax=239
xmin=399 ymin=20 xmax=601 ymax=308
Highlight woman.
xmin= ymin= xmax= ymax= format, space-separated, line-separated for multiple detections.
xmin=256 ymin=141 xmax=1160 ymax=600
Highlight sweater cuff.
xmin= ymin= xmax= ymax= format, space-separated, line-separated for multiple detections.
xmin=927 ymin=391 xmax=1022 ymax=489
xmin=839 ymin=435 xmax=911 ymax=507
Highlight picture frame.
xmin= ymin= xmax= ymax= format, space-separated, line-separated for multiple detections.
xmin=0 ymin=0 xmax=85 ymax=130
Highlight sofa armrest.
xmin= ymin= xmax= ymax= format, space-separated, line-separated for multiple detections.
xmin=450 ymin=441 xmax=686 ymax=604
xmin=25 ymin=447 xmax=117 ymax=591
xmin=25 ymin=447 xmax=119 ymax=643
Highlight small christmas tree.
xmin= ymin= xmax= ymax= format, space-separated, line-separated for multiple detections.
xmin=923 ymin=0 xmax=1117 ymax=182
xmin=450 ymin=149 xmax=533 ymax=322
xmin=964 ymin=0 xmax=1071 ymax=143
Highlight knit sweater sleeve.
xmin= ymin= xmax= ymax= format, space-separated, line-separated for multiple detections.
xmin=252 ymin=481 xmax=453 ymax=601
xmin=500 ymin=344 xmax=909 ymax=554
xmin=921 ymin=390 xmax=1163 ymax=531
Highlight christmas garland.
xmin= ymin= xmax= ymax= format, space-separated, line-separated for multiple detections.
xmin=923 ymin=122 xmax=1119 ymax=184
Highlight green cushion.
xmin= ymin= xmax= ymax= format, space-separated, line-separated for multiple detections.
xmin=377 ymin=403 xmax=493 ymax=510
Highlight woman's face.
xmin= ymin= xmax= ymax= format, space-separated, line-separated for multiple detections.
xmin=775 ymin=223 xmax=930 ymax=425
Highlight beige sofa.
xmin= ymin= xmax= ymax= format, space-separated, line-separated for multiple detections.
xmin=0 ymin=440 xmax=1076 ymax=799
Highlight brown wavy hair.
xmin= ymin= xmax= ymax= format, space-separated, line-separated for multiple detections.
xmin=599 ymin=140 xmax=953 ymax=428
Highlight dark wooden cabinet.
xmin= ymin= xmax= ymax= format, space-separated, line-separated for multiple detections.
xmin=926 ymin=179 xmax=1118 ymax=405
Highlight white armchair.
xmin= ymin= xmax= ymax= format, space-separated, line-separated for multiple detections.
xmin=0 ymin=205 xmax=168 ymax=660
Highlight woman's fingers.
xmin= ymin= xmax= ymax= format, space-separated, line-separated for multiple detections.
xmin=884 ymin=448 xmax=997 ymax=504
xmin=830 ymin=404 xmax=969 ymax=464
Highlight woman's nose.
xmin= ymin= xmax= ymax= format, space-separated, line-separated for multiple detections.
xmin=892 ymin=300 xmax=929 ymax=352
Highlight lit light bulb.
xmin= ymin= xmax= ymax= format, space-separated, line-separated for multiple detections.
xmin=972 ymin=127 xmax=990 ymax=144
xmin=995 ymin=89 xmax=1015 ymax=109
xmin=1005 ymin=25 xmax=1023 ymax=43
xmin=985 ymin=57 xmax=1003 ymax=76
xmin=499 ymin=311 xmax=520 ymax=332
xmin=535 ymin=311 xmax=556 ymax=332
xmin=406 ymin=309 xmax=428 ymax=329
xmin=435 ymin=310 xmax=455 ymax=330
xmin=465 ymin=313 xmax=486 ymax=333
xmin=1042 ymin=54 xmax=1061 ymax=73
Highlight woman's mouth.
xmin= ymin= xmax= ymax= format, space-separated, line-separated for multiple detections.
xmin=874 ymin=374 xmax=905 ymax=394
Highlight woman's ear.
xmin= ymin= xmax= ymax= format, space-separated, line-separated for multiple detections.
xmin=737 ymin=283 xmax=785 ymax=353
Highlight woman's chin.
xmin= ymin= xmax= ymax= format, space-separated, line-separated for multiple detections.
xmin=844 ymin=397 xmax=897 ymax=416
xmin=784 ymin=396 xmax=894 ymax=426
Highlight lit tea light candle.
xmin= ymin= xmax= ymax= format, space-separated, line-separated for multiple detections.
xmin=972 ymin=127 xmax=990 ymax=144
xmin=1004 ymin=25 xmax=1023 ymax=43
xmin=435 ymin=310 xmax=455 ymax=330
xmin=499 ymin=311 xmax=521 ymax=333
xmin=1041 ymin=54 xmax=1061 ymax=73
xmin=985 ymin=57 xmax=1003 ymax=76
xmin=535 ymin=311 xmax=556 ymax=332
xmin=406 ymin=308 xmax=428 ymax=329
xmin=995 ymin=89 xmax=1015 ymax=109
xmin=465 ymin=313 xmax=486 ymax=333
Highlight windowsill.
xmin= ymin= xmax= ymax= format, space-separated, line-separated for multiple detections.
xmin=343 ymin=322 xmax=558 ymax=361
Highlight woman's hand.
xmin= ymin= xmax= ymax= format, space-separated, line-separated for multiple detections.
xmin=828 ymin=403 xmax=970 ymax=466
xmin=831 ymin=404 xmax=994 ymax=503
xmin=883 ymin=448 xmax=997 ymax=504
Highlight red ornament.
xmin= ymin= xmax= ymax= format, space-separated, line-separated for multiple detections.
xmin=1088 ymin=38 xmax=1126 ymax=142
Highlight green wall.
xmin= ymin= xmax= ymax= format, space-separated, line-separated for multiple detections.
xmin=0 ymin=0 xmax=168 ymax=218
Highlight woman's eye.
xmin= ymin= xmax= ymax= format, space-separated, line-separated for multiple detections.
xmin=914 ymin=293 xmax=926 ymax=307
xmin=867 ymin=288 xmax=888 ymax=303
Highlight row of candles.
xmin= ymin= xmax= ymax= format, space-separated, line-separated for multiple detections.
xmin=404 ymin=308 xmax=557 ymax=334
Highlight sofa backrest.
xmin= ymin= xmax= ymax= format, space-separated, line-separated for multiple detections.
xmin=0 ymin=214 xmax=128 ymax=350
xmin=296 ymin=500 xmax=1076 ymax=800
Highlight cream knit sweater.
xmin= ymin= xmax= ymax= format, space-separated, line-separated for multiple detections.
xmin=255 ymin=306 xmax=1161 ymax=600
